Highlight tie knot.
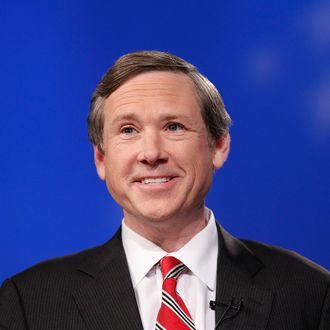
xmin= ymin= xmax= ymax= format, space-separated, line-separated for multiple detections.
xmin=160 ymin=256 xmax=185 ymax=280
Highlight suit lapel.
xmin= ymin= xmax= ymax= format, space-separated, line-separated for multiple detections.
xmin=215 ymin=225 xmax=274 ymax=329
xmin=72 ymin=230 xmax=143 ymax=330
xmin=70 ymin=223 xmax=274 ymax=329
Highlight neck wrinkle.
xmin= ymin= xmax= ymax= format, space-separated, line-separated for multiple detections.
xmin=124 ymin=208 xmax=208 ymax=252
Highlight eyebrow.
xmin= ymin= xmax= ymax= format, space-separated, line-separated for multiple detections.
xmin=110 ymin=112 xmax=192 ymax=125
xmin=111 ymin=112 xmax=140 ymax=125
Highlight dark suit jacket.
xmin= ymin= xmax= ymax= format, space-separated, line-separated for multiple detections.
xmin=1 ymin=224 xmax=329 ymax=329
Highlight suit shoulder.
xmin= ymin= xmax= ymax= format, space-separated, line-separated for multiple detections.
xmin=8 ymin=235 xmax=122 ymax=288
xmin=241 ymin=238 xmax=330 ymax=281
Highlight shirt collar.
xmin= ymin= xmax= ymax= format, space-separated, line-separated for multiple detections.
xmin=122 ymin=208 xmax=218 ymax=291
xmin=122 ymin=221 xmax=167 ymax=288
xmin=171 ymin=211 xmax=218 ymax=291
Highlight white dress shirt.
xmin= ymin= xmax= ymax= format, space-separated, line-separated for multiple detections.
xmin=122 ymin=209 xmax=218 ymax=330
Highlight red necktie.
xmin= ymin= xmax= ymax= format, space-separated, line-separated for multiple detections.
xmin=155 ymin=256 xmax=196 ymax=330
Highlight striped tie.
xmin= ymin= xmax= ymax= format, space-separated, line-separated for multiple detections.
xmin=155 ymin=256 xmax=196 ymax=330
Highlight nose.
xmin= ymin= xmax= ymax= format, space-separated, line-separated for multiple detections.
xmin=137 ymin=130 xmax=168 ymax=165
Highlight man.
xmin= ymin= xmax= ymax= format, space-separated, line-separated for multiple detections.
xmin=0 ymin=51 xmax=329 ymax=329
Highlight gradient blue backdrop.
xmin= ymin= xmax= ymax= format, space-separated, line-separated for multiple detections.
xmin=1 ymin=0 xmax=329 ymax=282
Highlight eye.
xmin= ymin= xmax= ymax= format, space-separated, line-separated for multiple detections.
xmin=120 ymin=126 xmax=136 ymax=135
xmin=166 ymin=122 xmax=184 ymax=132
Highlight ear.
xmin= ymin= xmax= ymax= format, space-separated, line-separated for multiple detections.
xmin=93 ymin=145 xmax=106 ymax=180
xmin=212 ymin=132 xmax=230 ymax=169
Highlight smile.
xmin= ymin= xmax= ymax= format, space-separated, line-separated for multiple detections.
xmin=141 ymin=177 xmax=171 ymax=184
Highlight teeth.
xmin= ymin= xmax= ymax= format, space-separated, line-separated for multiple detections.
xmin=141 ymin=177 xmax=170 ymax=184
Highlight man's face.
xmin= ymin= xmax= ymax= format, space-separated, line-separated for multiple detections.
xmin=94 ymin=71 xmax=229 ymax=227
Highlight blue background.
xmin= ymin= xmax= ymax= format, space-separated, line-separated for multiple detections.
xmin=1 ymin=0 xmax=329 ymax=282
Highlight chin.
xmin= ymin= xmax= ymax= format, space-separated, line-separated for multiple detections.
xmin=138 ymin=209 xmax=176 ymax=222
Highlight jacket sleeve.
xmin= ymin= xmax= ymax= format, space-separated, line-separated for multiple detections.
xmin=0 ymin=279 xmax=27 ymax=329
xmin=318 ymin=282 xmax=330 ymax=329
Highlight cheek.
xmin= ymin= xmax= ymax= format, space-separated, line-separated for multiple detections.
xmin=194 ymin=159 xmax=214 ymax=182
xmin=189 ymin=149 xmax=215 ymax=185
xmin=107 ymin=140 xmax=131 ymax=162
xmin=104 ymin=149 xmax=134 ymax=183
xmin=173 ymin=138 xmax=213 ymax=169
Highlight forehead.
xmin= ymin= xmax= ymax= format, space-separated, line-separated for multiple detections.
xmin=104 ymin=71 xmax=200 ymax=115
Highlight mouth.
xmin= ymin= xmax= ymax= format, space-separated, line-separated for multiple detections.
xmin=141 ymin=177 xmax=171 ymax=184
xmin=132 ymin=175 xmax=178 ymax=185
xmin=132 ymin=175 xmax=179 ymax=192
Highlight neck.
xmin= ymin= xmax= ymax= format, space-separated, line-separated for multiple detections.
xmin=124 ymin=207 xmax=209 ymax=252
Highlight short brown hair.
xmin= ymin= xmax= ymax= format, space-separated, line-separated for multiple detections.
xmin=88 ymin=50 xmax=231 ymax=152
